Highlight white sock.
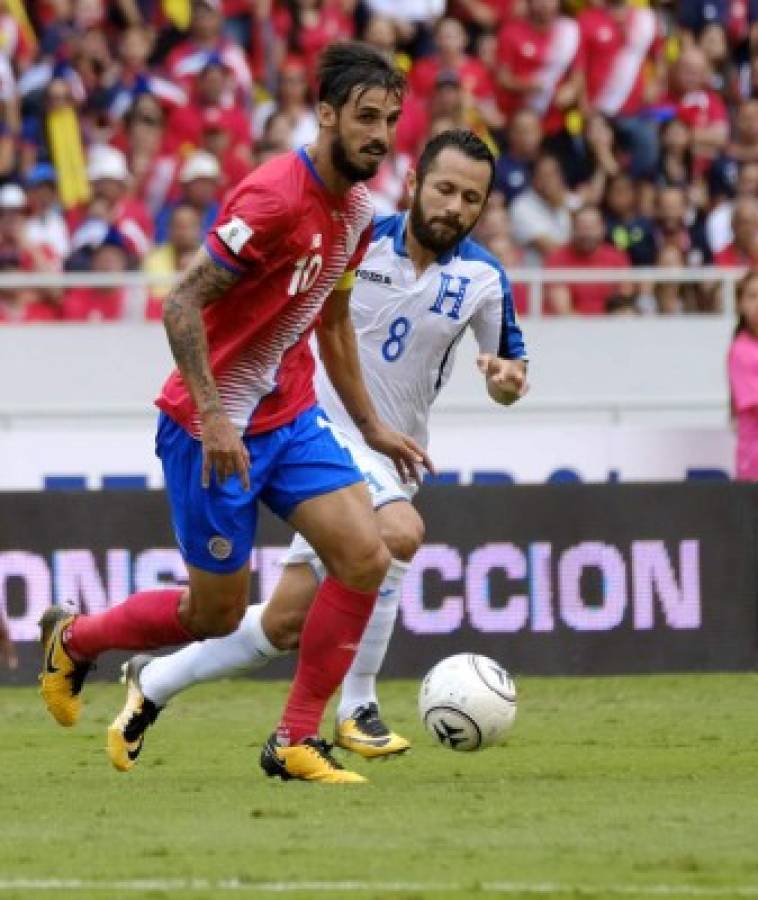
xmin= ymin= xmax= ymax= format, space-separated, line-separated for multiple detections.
xmin=337 ymin=558 xmax=409 ymax=722
xmin=140 ymin=602 xmax=286 ymax=707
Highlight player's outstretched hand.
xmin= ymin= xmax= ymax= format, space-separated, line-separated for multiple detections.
xmin=200 ymin=408 xmax=251 ymax=490
xmin=362 ymin=423 xmax=435 ymax=485
xmin=477 ymin=354 xmax=529 ymax=406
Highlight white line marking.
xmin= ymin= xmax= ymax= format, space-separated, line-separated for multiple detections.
xmin=0 ymin=881 xmax=757 ymax=895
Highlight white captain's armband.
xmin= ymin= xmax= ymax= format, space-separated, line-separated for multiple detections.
xmin=216 ymin=217 xmax=254 ymax=255
xmin=334 ymin=269 xmax=356 ymax=292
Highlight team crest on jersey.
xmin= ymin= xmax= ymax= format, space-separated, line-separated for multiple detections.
xmin=217 ymin=217 xmax=253 ymax=255
xmin=208 ymin=535 xmax=233 ymax=560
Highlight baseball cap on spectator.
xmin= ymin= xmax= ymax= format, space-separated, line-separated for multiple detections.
xmin=87 ymin=147 xmax=129 ymax=182
xmin=0 ymin=184 xmax=26 ymax=210
xmin=180 ymin=151 xmax=220 ymax=183
xmin=25 ymin=163 xmax=57 ymax=188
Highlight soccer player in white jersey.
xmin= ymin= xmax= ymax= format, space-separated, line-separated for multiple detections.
xmin=109 ymin=130 xmax=528 ymax=777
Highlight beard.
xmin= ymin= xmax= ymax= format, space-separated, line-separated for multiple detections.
xmin=330 ymin=132 xmax=384 ymax=183
xmin=409 ymin=195 xmax=472 ymax=254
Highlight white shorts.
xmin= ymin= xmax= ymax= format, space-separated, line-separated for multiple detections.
xmin=283 ymin=427 xmax=417 ymax=566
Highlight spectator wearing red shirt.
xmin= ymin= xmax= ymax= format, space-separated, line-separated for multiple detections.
xmin=200 ymin=108 xmax=255 ymax=192
xmin=62 ymin=227 xmax=132 ymax=323
xmin=166 ymin=0 xmax=254 ymax=109
xmin=114 ymin=94 xmax=180 ymax=221
xmin=668 ymin=47 xmax=729 ymax=172
xmin=578 ymin=0 xmax=659 ymax=177
xmin=449 ymin=0 xmax=522 ymax=38
xmin=495 ymin=0 xmax=581 ymax=134
xmin=408 ymin=18 xmax=501 ymax=127
xmin=167 ymin=54 xmax=251 ymax=155
xmin=69 ymin=147 xmax=154 ymax=261
xmin=275 ymin=0 xmax=355 ymax=86
xmin=0 ymin=184 xmax=61 ymax=323
xmin=714 ymin=197 xmax=758 ymax=266
xmin=545 ymin=205 xmax=631 ymax=315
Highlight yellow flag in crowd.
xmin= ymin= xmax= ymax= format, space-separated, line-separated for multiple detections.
xmin=5 ymin=0 xmax=37 ymax=50
xmin=163 ymin=0 xmax=192 ymax=30
xmin=47 ymin=107 xmax=90 ymax=209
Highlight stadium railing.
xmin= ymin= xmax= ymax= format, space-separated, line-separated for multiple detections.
xmin=0 ymin=266 xmax=744 ymax=318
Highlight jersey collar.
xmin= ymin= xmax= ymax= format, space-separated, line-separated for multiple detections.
xmin=393 ymin=212 xmax=458 ymax=266
xmin=297 ymin=147 xmax=348 ymax=207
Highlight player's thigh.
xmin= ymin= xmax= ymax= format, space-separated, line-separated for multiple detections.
xmin=183 ymin=562 xmax=251 ymax=638
xmin=261 ymin=563 xmax=319 ymax=650
xmin=262 ymin=406 xmax=389 ymax=589
xmin=376 ymin=500 xmax=425 ymax=563
xmin=157 ymin=412 xmax=259 ymax=575
xmin=289 ymin=481 xmax=389 ymax=590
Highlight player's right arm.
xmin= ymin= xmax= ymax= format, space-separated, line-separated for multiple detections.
xmin=162 ymin=248 xmax=251 ymax=490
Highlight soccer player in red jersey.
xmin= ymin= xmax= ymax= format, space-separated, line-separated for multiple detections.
xmin=39 ymin=42 xmax=432 ymax=784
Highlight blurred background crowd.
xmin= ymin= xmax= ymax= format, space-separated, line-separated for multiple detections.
xmin=1 ymin=0 xmax=758 ymax=321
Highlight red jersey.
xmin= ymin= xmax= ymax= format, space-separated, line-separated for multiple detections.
xmin=714 ymin=244 xmax=758 ymax=267
xmin=496 ymin=16 xmax=580 ymax=133
xmin=578 ymin=6 xmax=656 ymax=117
xmin=62 ymin=288 xmax=125 ymax=322
xmin=545 ymin=244 xmax=629 ymax=315
xmin=408 ymin=55 xmax=496 ymax=102
xmin=157 ymin=149 xmax=373 ymax=437
xmin=675 ymin=89 xmax=728 ymax=131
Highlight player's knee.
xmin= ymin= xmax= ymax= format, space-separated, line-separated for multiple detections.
xmin=382 ymin=519 xmax=425 ymax=562
xmin=265 ymin=605 xmax=307 ymax=651
xmin=333 ymin=539 xmax=391 ymax=592
xmin=184 ymin=596 xmax=246 ymax=639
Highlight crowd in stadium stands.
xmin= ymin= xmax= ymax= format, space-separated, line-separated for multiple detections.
xmin=1 ymin=0 xmax=758 ymax=321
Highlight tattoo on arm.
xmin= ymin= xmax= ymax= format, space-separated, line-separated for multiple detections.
xmin=162 ymin=249 xmax=241 ymax=416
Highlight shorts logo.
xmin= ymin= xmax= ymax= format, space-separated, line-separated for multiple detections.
xmin=208 ymin=535 xmax=233 ymax=561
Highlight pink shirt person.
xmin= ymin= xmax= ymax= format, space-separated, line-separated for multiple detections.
xmin=728 ymin=271 xmax=758 ymax=479
xmin=729 ymin=331 xmax=758 ymax=479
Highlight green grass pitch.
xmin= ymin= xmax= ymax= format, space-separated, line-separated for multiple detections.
xmin=1 ymin=674 xmax=758 ymax=900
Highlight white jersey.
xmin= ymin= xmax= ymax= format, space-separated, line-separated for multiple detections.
xmin=285 ymin=213 xmax=527 ymax=567
xmin=315 ymin=212 xmax=526 ymax=451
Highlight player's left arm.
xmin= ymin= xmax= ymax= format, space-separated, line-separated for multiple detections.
xmin=471 ymin=270 xmax=529 ymax=407
xmin=316 ymin=286 xmax=434 ymax=483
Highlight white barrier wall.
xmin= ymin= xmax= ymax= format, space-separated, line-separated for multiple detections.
xmin=0 ymin=318 xmax=736 ymax=488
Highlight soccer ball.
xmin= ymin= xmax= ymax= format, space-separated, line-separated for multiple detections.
xmin=418 ymin=653 xmax=517 ymax=751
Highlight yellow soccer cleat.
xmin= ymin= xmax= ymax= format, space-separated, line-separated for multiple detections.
xmin=39 ymin=607 xmax=92 ymax=727
xmin=259 ymin=734 xmax=368 ymax=784
xmin=335 ymin=703 xmax=410 ymax=759
xmin=107 ymin=655 xmax=161 ymax=772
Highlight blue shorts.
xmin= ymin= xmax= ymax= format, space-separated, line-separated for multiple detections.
xmin=157 ymin=405 xmax=363 ymax=574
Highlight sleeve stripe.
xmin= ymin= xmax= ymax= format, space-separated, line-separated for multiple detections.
xmin=204 ymin=239 xmax=246 ymax=276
